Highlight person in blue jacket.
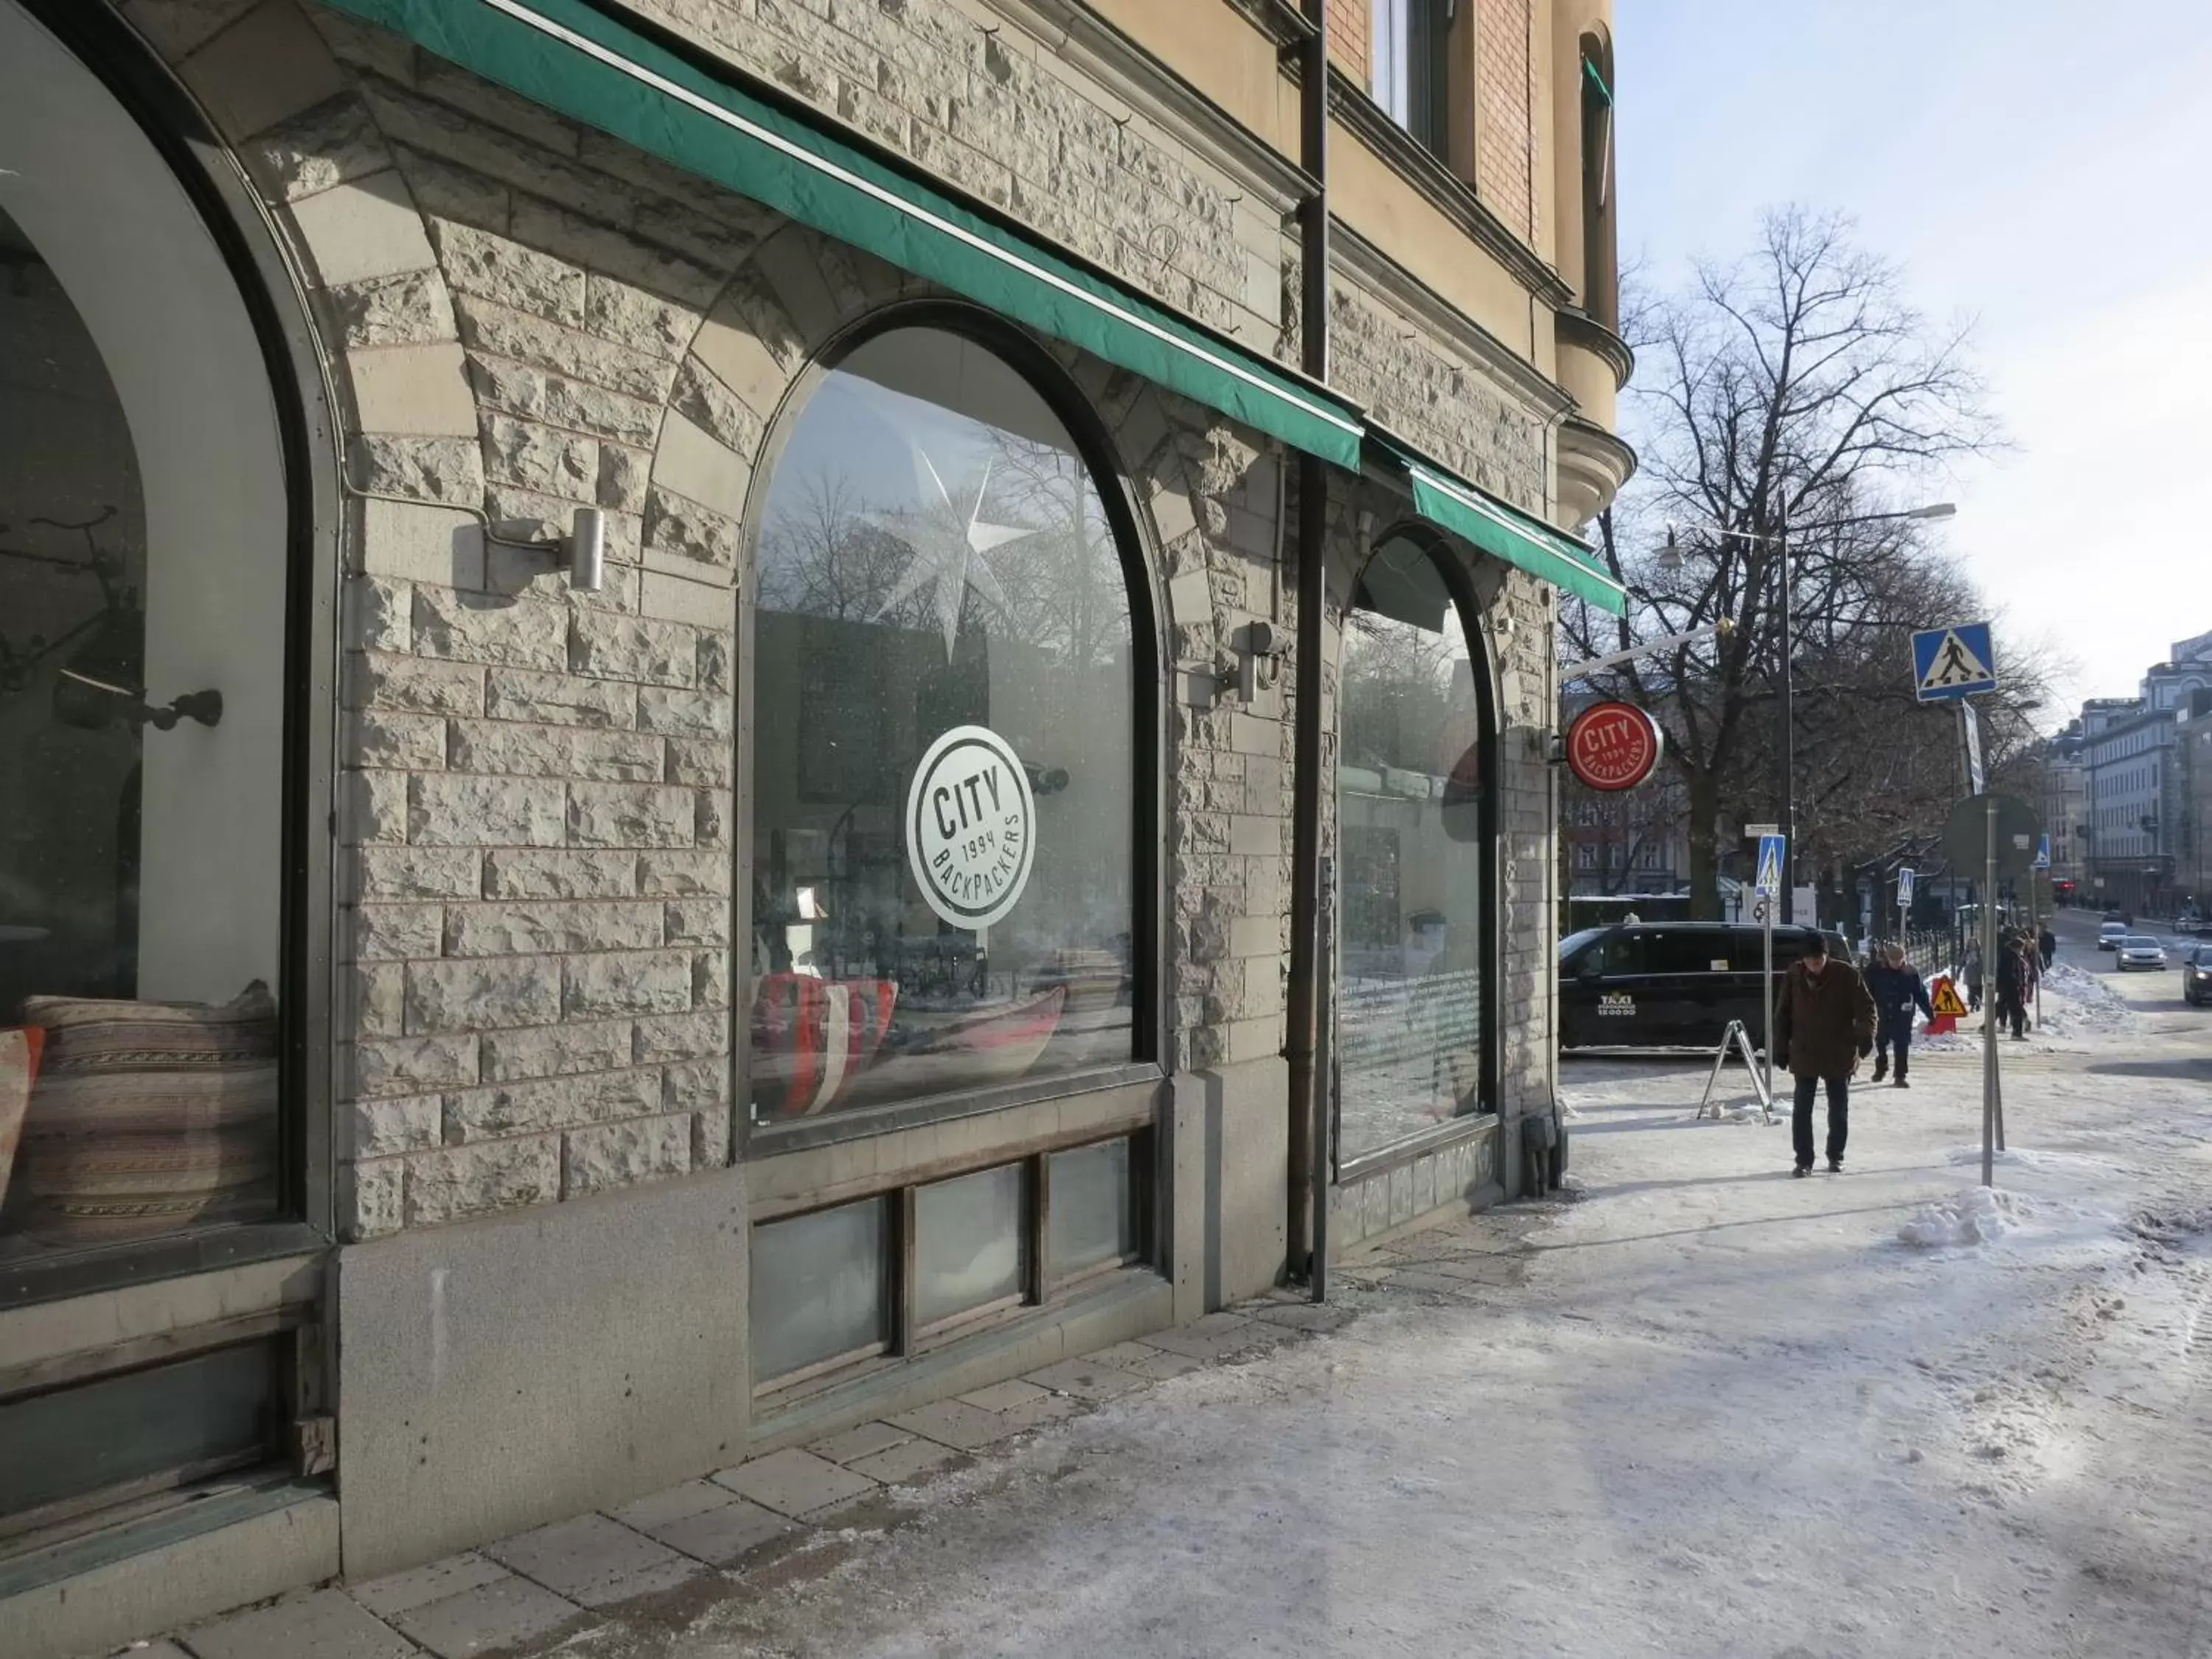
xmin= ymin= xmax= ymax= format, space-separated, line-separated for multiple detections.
xmin=1864 ymin=942 xmax=1933 ymax=1087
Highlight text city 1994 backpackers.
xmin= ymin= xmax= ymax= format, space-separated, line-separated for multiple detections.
xmin=1565 ymin=701 xmax=1663 ymax=791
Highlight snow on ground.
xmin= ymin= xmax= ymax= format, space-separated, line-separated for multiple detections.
xmin=616 ymin=965 xmax=2212 ymax=1659
xmin=2039 ymin=959 xmax=2149 ymax=1040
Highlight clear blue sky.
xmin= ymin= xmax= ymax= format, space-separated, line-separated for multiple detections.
xmin=1615 ymin=1 xmax=2212 ymax=715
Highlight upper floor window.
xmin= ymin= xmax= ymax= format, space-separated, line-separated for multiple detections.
xmin=1579 ymin=32 xmax=1618 ymax=329
xmin=1372 ymin=0 xmax=1452 ymax=158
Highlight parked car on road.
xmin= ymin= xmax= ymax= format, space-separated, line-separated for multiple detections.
xmin=2098 ymin=920 xmax=2129 ymax=951
xmin=2116 ymin=936 xmax=2168 ymax=971
xmin=2182 ymin=942 xmax=2212 ymax=1006
xmin=1558 ymin=920 xmax=1852 ymax=1050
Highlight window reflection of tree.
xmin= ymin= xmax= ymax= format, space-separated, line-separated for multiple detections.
xmin=750 ymin=372 xmax=1137 ymax=1113
xmin=1340 ymin=608 xmax=1470 ymax=775
xmin=1337 ymin=585 xmax=1486 ymax=1159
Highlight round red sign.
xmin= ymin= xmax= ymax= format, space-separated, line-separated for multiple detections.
xmin=1565 ymin=701 xmax=1663 ymax=791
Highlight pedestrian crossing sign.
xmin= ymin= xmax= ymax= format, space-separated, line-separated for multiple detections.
xmin=1753 ymin=833 xmax=1787 ymax=898
xmin=1911 ymin=622 xmax=1997 ymax=702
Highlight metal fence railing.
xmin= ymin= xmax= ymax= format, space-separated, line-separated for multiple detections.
xmin=1859 ymin=930 xmax=1952 ymax=978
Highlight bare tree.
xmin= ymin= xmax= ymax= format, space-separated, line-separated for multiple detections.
xmin=1562 ymin=208 xmax=2039 ymax=917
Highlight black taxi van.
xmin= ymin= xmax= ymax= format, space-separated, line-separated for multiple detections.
xmin=1559 ymin=919 xmax=1851 ymax=1050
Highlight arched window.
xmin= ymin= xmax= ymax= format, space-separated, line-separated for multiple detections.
xmin=1335 ymin=532 xmax=1494 ymax=1164
xmin=1 ymin=0 xmax=296 ymax=1263
xmin=745 ymin=323 xmax=1144 ymax=1130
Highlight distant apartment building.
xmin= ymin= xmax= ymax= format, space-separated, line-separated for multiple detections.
xmin=1562 ymin=770 xmax=1688 ymax=896
xmin=2076 ymin=631 xmax=2212 ymax=913
xmin=2177 ymin=701 xmax=2212 ymax=914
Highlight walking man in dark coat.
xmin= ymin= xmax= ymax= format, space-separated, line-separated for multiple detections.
xmin=1996 ymin=930 xmax=2031 ymax=1040
xmin=1864 ymin=942 xmax=1933 ymax=1088
xmin=1773 ymin=933 xmax=1878 ymax=1176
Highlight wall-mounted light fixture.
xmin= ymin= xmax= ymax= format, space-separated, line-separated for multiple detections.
xmin=344 ymin=477 xmax=607 ymax=593
xmin=1237 ymin=618 xmax=1290 ymax=703
xmin=488 ymin=505 xmax=606 ymax=594
xmin=564 ymin=507 xmax=606 ymax=592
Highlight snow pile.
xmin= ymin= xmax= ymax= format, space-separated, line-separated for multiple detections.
xmin=1898 ymin=1185 xmax=2034 ymax=1248
xmin=2038 ymin=961 xmax=2144 ymax=1037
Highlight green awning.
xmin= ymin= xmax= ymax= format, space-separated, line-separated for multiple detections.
xmin=1372 ymin=434 xmax=1627 ymax=615
xmin=320 ymin=0 xmax=1366 ymax=469
xmin=1582 ymin=56 xmax=1613 ymax=105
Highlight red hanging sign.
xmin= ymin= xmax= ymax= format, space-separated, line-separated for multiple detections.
xmin=1565 ymin=700 xmax=1663 ymax=792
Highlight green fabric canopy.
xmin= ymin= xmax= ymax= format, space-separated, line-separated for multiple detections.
xmin=320 ymin=0 xmax=1366 ymax=469
xmin=323 ymin=0 xmax=1619 ymax=613
xmin=1372 ymin=434 xmax=1627 ymax=615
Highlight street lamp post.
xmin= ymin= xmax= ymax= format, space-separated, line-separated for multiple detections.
xmin=1658 ymin=501 xmax=1955 ymax=925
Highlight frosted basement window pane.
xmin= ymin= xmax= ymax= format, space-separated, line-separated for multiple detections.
xmin=0 ymin=1339 xmax=279 ymax=1522
xmin=751 ymin=1199 xmax=886 ymax=1382
xmin=914 ymin=1164 xmax=1024 ymax=1327
xmin=1049 ymin=1138 xmax=1133 ymax=1279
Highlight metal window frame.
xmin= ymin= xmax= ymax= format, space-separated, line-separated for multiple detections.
xmin=0 ymin=1326 xmax=298 ymax=1547
xmin=749 ymin=1124 xmax=1155 ymax=1400
xmin=732 ymin=300 xmax=1169 ymax=1166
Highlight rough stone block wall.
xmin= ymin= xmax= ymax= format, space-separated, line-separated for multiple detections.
xmin=624 ymin=0 xmax=1284 ymax=346
xmin=1330 ymin=287 xmax=1547 ymax=513
xmin=136 ymin=0 xmax=1562 ymax=1239
xmin=1486 ymin=566 xmax=1557 ymax=1119
xmin=1148 ymin=425 xmax=1296 ymax=1074
xmin=1475 ymin=0 xmax=1536 ymax=243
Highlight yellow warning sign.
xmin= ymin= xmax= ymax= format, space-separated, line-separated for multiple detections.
xmin=1930 ymin=976 xmax=1968 ymax=1018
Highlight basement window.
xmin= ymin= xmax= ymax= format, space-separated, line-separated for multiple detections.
xmin=749 ymin=1130 xmax=1152 ymax=1397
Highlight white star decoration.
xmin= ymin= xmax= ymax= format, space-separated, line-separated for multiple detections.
xmin=874 ymin=448 xmax=1034 ymax=658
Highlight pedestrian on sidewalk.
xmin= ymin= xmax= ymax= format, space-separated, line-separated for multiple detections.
xmin=1963 ymin=940 xmax=1984 ymax=1012
xmin=2038 ymin=924 xmax=2056 ymax=972
xmin=1773 ymin=933 xmax=1878 ymax=1177
xmin=1995 ymin=930 xmax=2031 ymax=1040
xmin=1865 ymin=942 xmax=1933 ymax=1088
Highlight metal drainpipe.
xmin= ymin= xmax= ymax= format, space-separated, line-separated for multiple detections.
xmin=1284 ymin=0 xmax=1330 ymax=1282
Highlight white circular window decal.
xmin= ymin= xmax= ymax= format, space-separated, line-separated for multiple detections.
xmin=905 ymin=725 xmax=1037 ymax=930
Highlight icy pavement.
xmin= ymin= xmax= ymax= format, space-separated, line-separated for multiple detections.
xmin=571 ymin=1043 xmax=2206 ymax=1655
xmin=173 ymin=968 xmax=2212 ymax=1659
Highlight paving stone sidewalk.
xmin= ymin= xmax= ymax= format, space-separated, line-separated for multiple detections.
xmin=148 ymin=1217 xmax=1541 ymax=1659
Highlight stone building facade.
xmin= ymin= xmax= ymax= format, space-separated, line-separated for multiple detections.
xmin=0 ymin=0 xmax=1629 ymax=1649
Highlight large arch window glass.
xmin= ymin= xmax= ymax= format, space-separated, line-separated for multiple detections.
xmin=1336 ymin=534 xmax=1491 ymax=1164
xmin=747 ymin=325 xmax=1139 ymax=1129
xmin=0 ymin=0 xmax=293 ymax=1274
